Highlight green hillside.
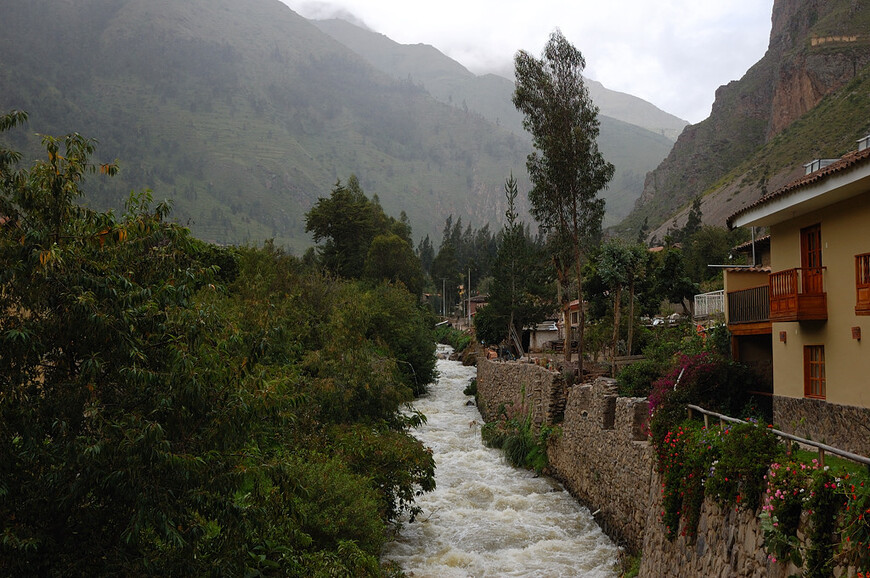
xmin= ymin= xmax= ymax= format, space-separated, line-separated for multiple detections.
xmin=312 ymin=17 xmax=681 ymax=225
xmin=0 ymin=0 xmax=532 ymax=251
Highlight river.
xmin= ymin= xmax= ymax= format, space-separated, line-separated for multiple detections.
xmin=382 ymin=345 xmax=620 ymax=577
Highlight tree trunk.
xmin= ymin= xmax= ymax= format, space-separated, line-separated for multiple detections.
xmin=575 ymin=252 xmax=585 ymax=379
xmin=554 ymin=257 xmax=572 ymax=363
xmin=563 ymin=306 xmax=572 ymax=363
xmin=611 ymin=284 xmax=622 ymax=377
xmin=627 ymin=281 xmax=636 ymax=357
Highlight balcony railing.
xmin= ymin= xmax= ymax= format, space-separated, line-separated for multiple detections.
xmin=727 ymin=285 xmax=770 ymax=325
xmin=769 ymin=267 xmax=827 ymax=321
xmin=694 ymin=290 xmax=724 ymax=319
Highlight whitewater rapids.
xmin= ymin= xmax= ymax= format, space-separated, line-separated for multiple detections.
xmin=382 ymin=345 xmax=619 ymax=577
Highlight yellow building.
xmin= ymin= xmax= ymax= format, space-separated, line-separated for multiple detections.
xmin=728 ymin=136 xmax=870 ymax=456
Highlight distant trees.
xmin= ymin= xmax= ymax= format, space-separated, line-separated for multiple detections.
xmin=665 ymin=196 xmax=749 ymax=289
xmin=365 ymin=232 xmax=425 ymax=296
xmin=305 ymin=175 xmax=424 ymax=294
xmin=513 ymin=30 xmax=614 ymax=370
xmin=474 ymin=175 xmax=555 ymax=346
xmin=428 ymin=215 xmax=498 ymax=316
xmin=593 ymin=240 xmax=649 ymax=373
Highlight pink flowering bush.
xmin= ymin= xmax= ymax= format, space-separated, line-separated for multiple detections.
xmin=649 ymin=351 xmax=777 ymax=541
xmin=760 ymin=459 xmax=840 ymax=576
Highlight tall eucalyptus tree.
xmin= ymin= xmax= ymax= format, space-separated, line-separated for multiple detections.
xmin=513 ymin=30 xmax=614 ymax=371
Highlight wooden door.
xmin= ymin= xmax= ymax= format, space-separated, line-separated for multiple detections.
xmin=801 ymin=224 xmax=823 ymax=294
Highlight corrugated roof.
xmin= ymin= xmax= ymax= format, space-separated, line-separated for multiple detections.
xmin=731 ymin=235 xmax=770 ymax=253
xmin=727 ymin=146 xmax=870 ymax=228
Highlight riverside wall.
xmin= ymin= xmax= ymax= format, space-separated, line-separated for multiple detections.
xmin=476 ymin=358 xmax=806 ymax=578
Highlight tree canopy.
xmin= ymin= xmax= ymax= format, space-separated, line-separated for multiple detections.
xmin=513 ymin=30 xmax=614 ymax=368
xmin=474 ymin=175 xmax=555 ymax=347
xmin=305 ymin=175 xmax=416 ymax=283
xmin=0 ymin=113 xmax=437 ymax=576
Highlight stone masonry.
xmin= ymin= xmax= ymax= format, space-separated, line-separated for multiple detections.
xmin=774 ymin=395 xmax=870 ymax=457
xmin=475 ymin=358 xmax=842 ymax=578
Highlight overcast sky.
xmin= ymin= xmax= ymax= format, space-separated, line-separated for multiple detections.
xmin=280 ymin=0 xmax=775 ymax=124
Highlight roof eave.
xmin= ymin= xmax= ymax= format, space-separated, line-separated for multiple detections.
xmin=731 ymin=162 xmax=870 ymax=229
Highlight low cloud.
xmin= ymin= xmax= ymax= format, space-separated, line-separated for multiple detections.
xmin=279 ymin=0 xmax=773 ymax=124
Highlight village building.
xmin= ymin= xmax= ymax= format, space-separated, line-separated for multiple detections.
xmin=726 ymin=135 xmax=870 ymax=456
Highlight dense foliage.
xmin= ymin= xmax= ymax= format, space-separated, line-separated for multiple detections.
xmin=473 ymin=175 xmax=555 ymax=347
xmin=433 ymin=324 xmax=473 ymax=354
xmin=305 ymin=175 xmax=425 ymax=297
xmin=0 ymin=114 xmax=437 ymax=576
xmin=513 ymin=29 xmax=614 ymax=367
xmin=640 ymin=319 xmax=870 ymax=575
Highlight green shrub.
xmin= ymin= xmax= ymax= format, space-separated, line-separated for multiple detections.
xmin=481 ymin=414 xmax=559 ymax=474
xmin=652 ymin=417 xmax=782 ymax=540
xmin=704 ymin=422 xmax=782 ymax=510
xmin=617 ymin=359 xmax=666 ymax=397
xmin=433 ymin=324 xmax=473 ymax=352
xmin=289 ymin=454 xmax=385 ymax=554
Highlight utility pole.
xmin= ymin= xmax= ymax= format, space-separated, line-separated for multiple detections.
xmin=442 ymin=278 xmax=446 ymax=318
xmin=467 ymin=268 xmax=471 ymax=325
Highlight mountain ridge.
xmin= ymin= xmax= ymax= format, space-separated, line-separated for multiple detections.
xmin=1 ymin=0 xmax=536 ymax=250
xmin=620 ymin=0 xmax=870 ymax=241
xmin=310 ymin=16 xmax=683 ymax=225
xmin=311 ymin=17 xmax=689 ymax=141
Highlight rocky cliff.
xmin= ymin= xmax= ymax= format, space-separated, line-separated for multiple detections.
xmin=621 ymin=0 xmax=870 ymax=240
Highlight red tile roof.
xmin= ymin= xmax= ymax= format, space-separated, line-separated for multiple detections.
xmin=725 ymin=266 xmax=770 ymax=273
xmin=727 ymin=146 xmax=870 ymax=228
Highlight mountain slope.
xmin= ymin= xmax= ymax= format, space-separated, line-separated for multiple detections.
xmin=619 ymin=0 xmax=870 ymax=240
xmin=312 ymin=18 xmax=688 ymax=140
xmin=0 ymin=0 xmax=532 ymax=250
xmin=311 ymin=16 xmax=684 ymax=224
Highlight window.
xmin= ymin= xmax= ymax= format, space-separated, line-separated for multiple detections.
xmin=800 ymin=224 xmax=823 ymax=294
xmin=857 ymin=253 xmax=870 ymax=314
xmin=804 ymin=345 xmax=826 ymax=399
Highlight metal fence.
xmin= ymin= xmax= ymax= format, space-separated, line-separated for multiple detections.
xmin=694 ymin=290 xmax=725 ymax=319
xmin=687 ymin=404 xmax=870 ymax=468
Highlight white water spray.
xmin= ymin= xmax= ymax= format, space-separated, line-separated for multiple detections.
xmin=382 ymin=346 xmax=619 ymax=577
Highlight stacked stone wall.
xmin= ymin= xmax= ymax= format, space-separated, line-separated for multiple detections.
xmin=475 ymin=359 xmax=564 ymax=426
xmin=476 ymin=359 xmax=832 ymax=578
xmin=547 ymin=378 xmax=653 ymax=552
xmin=774 ymin=395 xmax=870 ymax=457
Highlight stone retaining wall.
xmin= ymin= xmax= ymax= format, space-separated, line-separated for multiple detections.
xmin=774 ymin=395 xmax=870 ymax=457
xmin=475 ymin=359 xmax=565 ymax=426
xmin=475 ymin=358 xmax=822 ymax=578
xmin=547 ymin=378 xmax=653 ymax=552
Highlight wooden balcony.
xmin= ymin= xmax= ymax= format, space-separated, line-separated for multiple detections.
xmin=727 ymin=286 xmax=771 ymax=334
xmin=857 ymin=253 xmax=870 ymax=315
xmin=769 ymin=267 xmax=827 ymax=322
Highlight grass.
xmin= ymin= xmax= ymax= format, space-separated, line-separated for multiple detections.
xmin=790 ymin=447 xmax=869 ymax=477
